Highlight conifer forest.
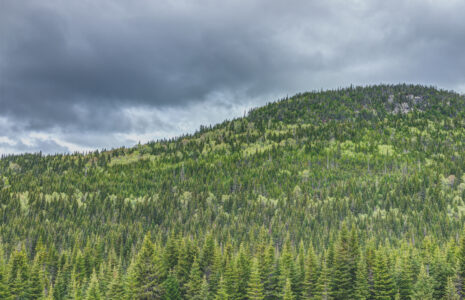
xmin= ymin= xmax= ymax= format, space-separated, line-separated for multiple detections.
xmin=3 ymin=84 xmax=465 ymax=299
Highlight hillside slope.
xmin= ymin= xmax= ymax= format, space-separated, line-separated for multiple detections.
xmin=2 ymin=84 xmax=465 ymax=299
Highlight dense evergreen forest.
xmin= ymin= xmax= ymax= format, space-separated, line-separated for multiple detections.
xmin=2 ymin=84 xmax=465 ymax=299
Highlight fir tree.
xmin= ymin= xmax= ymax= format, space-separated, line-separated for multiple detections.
xmin=130 ymin=233 xmax=164 ymax=299
xmin=163 ymin=272 xmax=182 ymax=300
xmin=331 ymin=224 xmax=353 ymax=300
xmin=315 ymin=258 xmax=331 ymax=300
xmin=443 ymin=276 xmax=460 ymax=300
xmin=29 ymin=258 xmax=44 ymax=299
xmin=412 ymin=265 xmax=433 ymax=300
xmin=85 ymin=271 xmax=101 ymax=300
xmin=283 ymin=278 xmax=295 ymax=300
xmin=215 ymin=276 xmax=229 ymax=300
xmin=354 ymin=254 xmax=369 ymax=300
xmin=106 ymin=267 xmax=125 ymax=300
xmin=247 ymin=258 xmax=265 ymax=300
xmin=0 ymin=244 xmax=10 ymax=299
xmin=303 ymin=245 xmax=319 ymax=300
xmin=186 ymin=258 xmax=203 ymax=300
xmin=373 ymin=252 xmax=395 ymax=300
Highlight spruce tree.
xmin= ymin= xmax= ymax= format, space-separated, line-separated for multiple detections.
xmin=303 ymin=245 xmax=319 ymax=300
xmin=354 ymin=254 xmax=369 ymax=300
xmin=199 ymin=275 xmax=211 ymax=300
xmin=85 ymin=270 xmax=101 ymax=300
xmin=186 ymin=258 xmax=203 ymax=300
xmin=456 ymin=233 xmax=465 ymax=298
xmin=443 ymin=276 xmax=460 ymax=300
xmin=397 ymin=257 xmax=413 ymax=300
xmin=8 ymin=247 xmax=30 ymax=300
xmin=412 ymin=265 xmax=433 ymax=300
xmin=163 ymin=272 xmax=182 ymax=300
xmin=215 ymin=276 xmax=229 ymax=300
xmin=247 ymin=258 xmax=265 ymax=300
xmin=315 ymin=258 xmax=331 ymax=300
xmin=29 ymin=258 xmax=44 ymax=299
xmin=106 ymin=267 xmax=125 ymax=300
xmin=131 ymin=233 xmax=164 ymax=299
xmin=331 ymin=224 xmax=353 ymax=300
xmin=283 ymin=278 xmax=295 ymax=300
xmin=0 ymin=244 xmax=10 ymax=299
xmin=373 ymin=252 xmax=395 ymax=300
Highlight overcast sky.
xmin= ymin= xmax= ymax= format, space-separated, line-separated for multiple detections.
xmin=1 ymin=0 xmax=465 ymax=155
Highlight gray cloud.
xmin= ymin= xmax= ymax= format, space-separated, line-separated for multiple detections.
xmin=1 ymin=0 xmax=465 ymax=154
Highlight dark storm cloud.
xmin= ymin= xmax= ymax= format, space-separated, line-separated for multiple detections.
xmin=1 ymin=0 xmax=465 ymax=154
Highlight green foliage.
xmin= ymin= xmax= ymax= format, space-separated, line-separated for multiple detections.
xmin=2 ymin=85 xmax=465 ymax=299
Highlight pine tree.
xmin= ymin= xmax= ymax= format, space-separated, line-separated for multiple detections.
xmin=264 ymin=253 xmax=282 ymax=300
xmin=0 ymin=244 xmax=10 ymax=299
xmin=163 ymin=272 xmax=182 ymax=300
xmin=354 ymin=254 xmax=369 ymax=300
xmin=29 ymin=258 xmax=44 ymax=299
xmin=373 ymin=252 xmax=395 ymax=300
xmin=247 ymin=258 xmax=265 ymax=300
xmin=106 ymin=267 xmax=125 ymax=300
xmin=331 ymin=224 xmax=353 ymax=300
xmin=186 ymin=258 xmax=203 ymax=300
xmin=283 ymin=278 xmax=295 ymax=300
xmin=224 ymin=258 xmax=238 ymax=300
xmin=443 ymin=276 xmax=460 ymax=300
xmin=303 ymin=245 xmax=319 ymax=300
xmin=130 ymin=233 xmax=164 ymax=299
xmin=315 ymin=258 xmax=331 ymax=300
xmin=412 ymin=265 xmax=433 ymax=300
xmin=236 ymin=245 xmax=251 ymax=300
xmin=456 ymin=233 xmax=465 ymax=298
xmin=199 ymin=275 xmax=211 ymax=300
xmin=85 ymin=270 xmax=101 ymax=300
xmin=215 ymin=276 xmax=229 ymax=300
xmin=397 ymin=257 xmax=413 ymax=300
xmin=9 ymin=247 xmax=30 ymax=299
xmin=164 ymin=234 xmax=179 ymax=272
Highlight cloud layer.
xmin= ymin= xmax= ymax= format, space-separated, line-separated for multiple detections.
xmin=1 ymin=0 xmax=465 ymax=154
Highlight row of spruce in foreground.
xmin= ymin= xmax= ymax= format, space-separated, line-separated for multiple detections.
xmin=2 ymin=225 xmax=465 ymax=299
xmin=1 ymin=84 xmax=465 ymax=298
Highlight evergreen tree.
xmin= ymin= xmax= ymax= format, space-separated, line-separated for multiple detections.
xmin=247 ymin=258 xmax=265 ymax=300
xmin=412 ymin=265 xmax=433 ymax=300
xmin=9 ymin=247 xmax=30 ymax=300
xmin=331 ymin=224 xmax=353 ymax=300
xmin=215 ymin=276 xmax=229 ymax=300
xmin=85 ymin=271 xmax=101 ymax=300
xmin=130 ymin=233 xmax=164 ymax=299
xmin=457 ymin=233 xmax=465 ymax=298
xmin=199 ymin=275 xmax=211 ymax=300
xmin=29 ymin=258 xmax=44 ymax=299
xmin=443 ymin=276 xmax=460 ymax=300
xmin=224 ymin=258 xmax=238 ymax=300
xmin=315 ymin=258 xmax=331 ymax=300
xmin=303 ymin=245 xmax=319 ymax=300
xmin=0 ymin=244 xmax=10 ymax=299
xmin=264 ymin=252 xmax=281 ymax=300
xmin=283 ymin=278 xmax=295 ymax=300
xmin=106 ymin=267 xmax=125 ymax=300
xmin=354 ymin=254 xmax=369 ymax=300
xmin=236 ymin=246 xmax=251 ymax=300
xmin=163 ymin=272 xmax=182 ymax=300
xmin=397 ymin=257 xmax=413 ymax=300
xmin=186 ymin=258 xmax=203 ymax=300
xmin=373 ymin=252 xmax=395 ymax=300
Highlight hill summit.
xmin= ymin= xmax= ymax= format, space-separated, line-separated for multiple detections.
xmin=2 ymin=84 xmax=465 ymax=299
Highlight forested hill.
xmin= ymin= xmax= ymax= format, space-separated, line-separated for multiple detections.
xmin=2 ymin=84 xmax=465 ymax=299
